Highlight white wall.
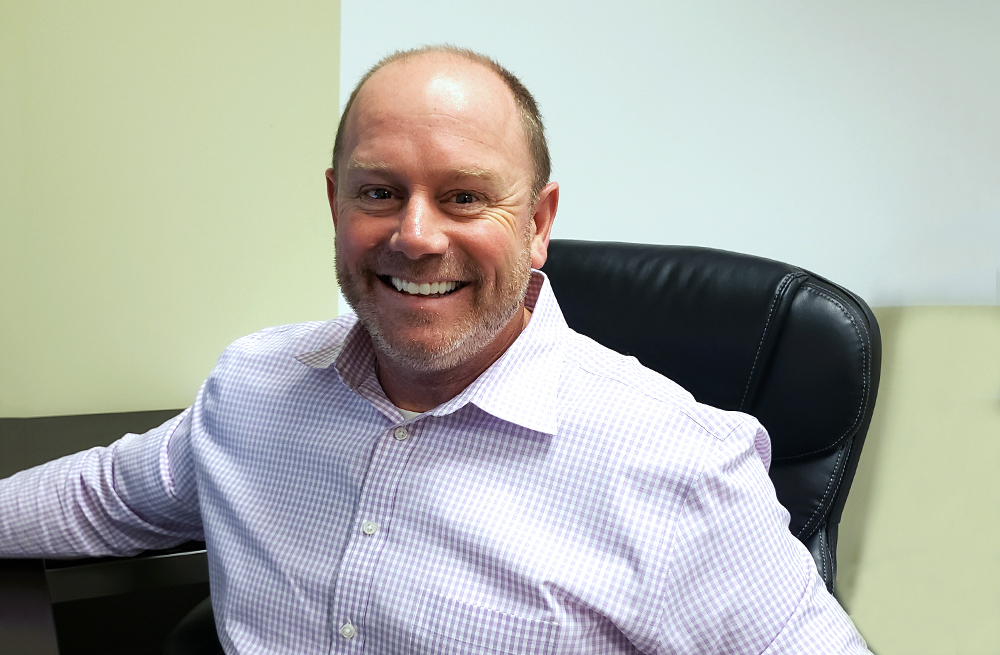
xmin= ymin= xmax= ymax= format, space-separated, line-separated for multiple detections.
xmin=339 ymin=0 xmax=998 ymax=307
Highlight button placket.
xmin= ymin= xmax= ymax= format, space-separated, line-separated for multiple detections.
xmin=328 ymin=422 xmax=420 ymax=648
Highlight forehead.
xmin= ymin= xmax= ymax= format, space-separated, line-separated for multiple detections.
xmin=340 ymin=54 xmax=531 ymax=177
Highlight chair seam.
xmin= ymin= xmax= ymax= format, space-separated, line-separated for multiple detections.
xmin=796 ymin=442 xmax=847 ymax=541
xmin=828 ymin=528 xmax=836 ymax=595
xmin=818 ymin=527 xmax=828 ymax=583
xmin=740 ymin=272 xmax=802 ymax=410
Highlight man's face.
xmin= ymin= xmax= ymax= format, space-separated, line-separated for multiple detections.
xmin=329 ymin=54 xmax=555 ymax=373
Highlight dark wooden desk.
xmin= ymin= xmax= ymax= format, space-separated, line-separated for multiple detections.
xmin=1 ymin=409 xmax=209 ymax=654
xmin=0 ymin=559 xmax=59 ymax=655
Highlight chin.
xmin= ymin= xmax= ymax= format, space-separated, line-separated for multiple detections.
xmin=367 ymin=305 xmax=522 ymax=373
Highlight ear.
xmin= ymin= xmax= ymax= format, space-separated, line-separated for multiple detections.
xmin=528 ymin=182 xmax=559 ymax=269
xmin=325 ymin=168 xmax=339 ymax=228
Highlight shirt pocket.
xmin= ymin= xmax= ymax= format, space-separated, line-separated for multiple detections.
xmin=409 ymin=587 xmax=560 ymax=655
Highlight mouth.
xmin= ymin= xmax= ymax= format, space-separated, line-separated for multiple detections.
xmin=379 ymin=275 xmax=467 ymax=297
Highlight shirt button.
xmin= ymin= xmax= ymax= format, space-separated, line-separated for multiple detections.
xmin=340 ymin=623 xmax=356 ymax=639
xmin=393 ymin=426 xmax=409 ymax=441
xmin=362 ymin=520 xmax=378 ymax=535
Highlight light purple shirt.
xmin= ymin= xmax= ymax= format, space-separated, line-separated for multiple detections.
xmin=1 ymin=272 xmax=869 ymax=654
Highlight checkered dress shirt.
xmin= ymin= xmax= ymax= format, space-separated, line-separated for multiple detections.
xmin=1 ymin=272 xmax=869 ymax=654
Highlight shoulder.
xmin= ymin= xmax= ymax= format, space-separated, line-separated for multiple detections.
xmin=205 ymin=315 xmax=358 ymax=388
xmin=195 ymin=316 xmax=361 ymax=423
xmin=558 ymin=329 xmax=759 ymax=442
xmin=218 ymin=315 xmax=356 ymax=362
xmin=550 ymin=327 xmax=770 ymax=483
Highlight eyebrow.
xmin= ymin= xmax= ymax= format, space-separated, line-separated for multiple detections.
xmin=345 ymin=160 xmax=393 ymax=174
xmin=450 ymin=167 xmax=500 ymax=183
xmin=345 ymin=160 xmax=500 ymax=184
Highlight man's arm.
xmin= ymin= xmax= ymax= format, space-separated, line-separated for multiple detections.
xmin=653 ymin=417 xmax=870 ymax=654
xmin=0 ymin=410 xmax=202 ymax=559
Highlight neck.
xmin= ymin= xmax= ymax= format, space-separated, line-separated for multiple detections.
xmin=376 ymin=305 xmax=532 ymax=412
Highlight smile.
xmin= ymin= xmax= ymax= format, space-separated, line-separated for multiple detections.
xmin=384 ymin=276 xmax=464 ymax=296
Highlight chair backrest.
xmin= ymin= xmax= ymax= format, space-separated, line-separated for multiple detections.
xmin=541 ymin=240 xmax=881 ymax=593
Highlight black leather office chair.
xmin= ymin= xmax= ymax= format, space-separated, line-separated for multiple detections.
xmin=543 ymin=240 xmax=881 ymax=591
xmin=165 ymin=239 xmax=882 ymax=653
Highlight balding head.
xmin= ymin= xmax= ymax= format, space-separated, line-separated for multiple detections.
xmin=332 ymin=46 xmax=550 ymax=202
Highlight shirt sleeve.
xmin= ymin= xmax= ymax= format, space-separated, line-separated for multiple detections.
xmin=0 ymin=409 xmax=203 ymax=558
xmin=653 ymin=417 xmax=870 ymax=654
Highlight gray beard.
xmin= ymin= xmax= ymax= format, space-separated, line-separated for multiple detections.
xmin=335 ymin=240 xmax=532 ymax=373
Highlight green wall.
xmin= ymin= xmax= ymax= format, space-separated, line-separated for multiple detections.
xmin=0 ymin=0 xmax=341 ymax=417
xmin=837 ymin=306 xmax=1000 ymax=653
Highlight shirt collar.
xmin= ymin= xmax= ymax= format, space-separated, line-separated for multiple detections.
xmin=294 ymin=271 xmax=566 ymax=436
xmin=434 ymin=270 xmax=564 ymax=435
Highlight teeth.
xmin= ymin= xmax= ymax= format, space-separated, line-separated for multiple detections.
xmin=390 ymin=277 xmax=458 ymax=296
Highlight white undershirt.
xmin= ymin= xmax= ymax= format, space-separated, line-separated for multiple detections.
xmin=396 ymin=407 xmax=422 ymax=421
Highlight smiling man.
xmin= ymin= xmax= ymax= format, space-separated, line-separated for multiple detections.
xmin=1 ymin=47 xmax=871 ymax=654
xmin=330 ymin=50 xmax=557 ymax=409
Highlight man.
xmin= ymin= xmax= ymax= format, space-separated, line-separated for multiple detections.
xmin=1 ymin=47 xmax=870 ymax=653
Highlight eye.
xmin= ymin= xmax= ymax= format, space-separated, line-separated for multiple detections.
xmin=454 ymin=192 xmax=476 ymax=204
xmin=364 ymin=188 xmax=394 ymax=200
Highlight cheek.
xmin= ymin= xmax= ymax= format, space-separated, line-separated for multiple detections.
xmin=455 ymin=213 xmax=525 ymax=259
xmin=479 ymin=207 xmax=524 ymax=238
xmin=336 ymin=214 xmax=392 ymax=264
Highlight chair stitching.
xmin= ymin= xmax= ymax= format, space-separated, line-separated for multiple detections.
xmin=740 ymin=273 xmax=803 ymax=409
xmin=796 ymin=441 xmax=847 ymax=540
xmin=772 ymin=284 xmax=870 ymax=461
xmin=818 ymin=527 xmax=828 ymax=583
xmin=828 ymin=530 xmax=836 ymax=595
xmin=806 ymin=430 xmax=856 ymax=544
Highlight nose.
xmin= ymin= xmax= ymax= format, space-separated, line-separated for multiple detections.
xmin=389 ymin=192 xmax=449 ymax=259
